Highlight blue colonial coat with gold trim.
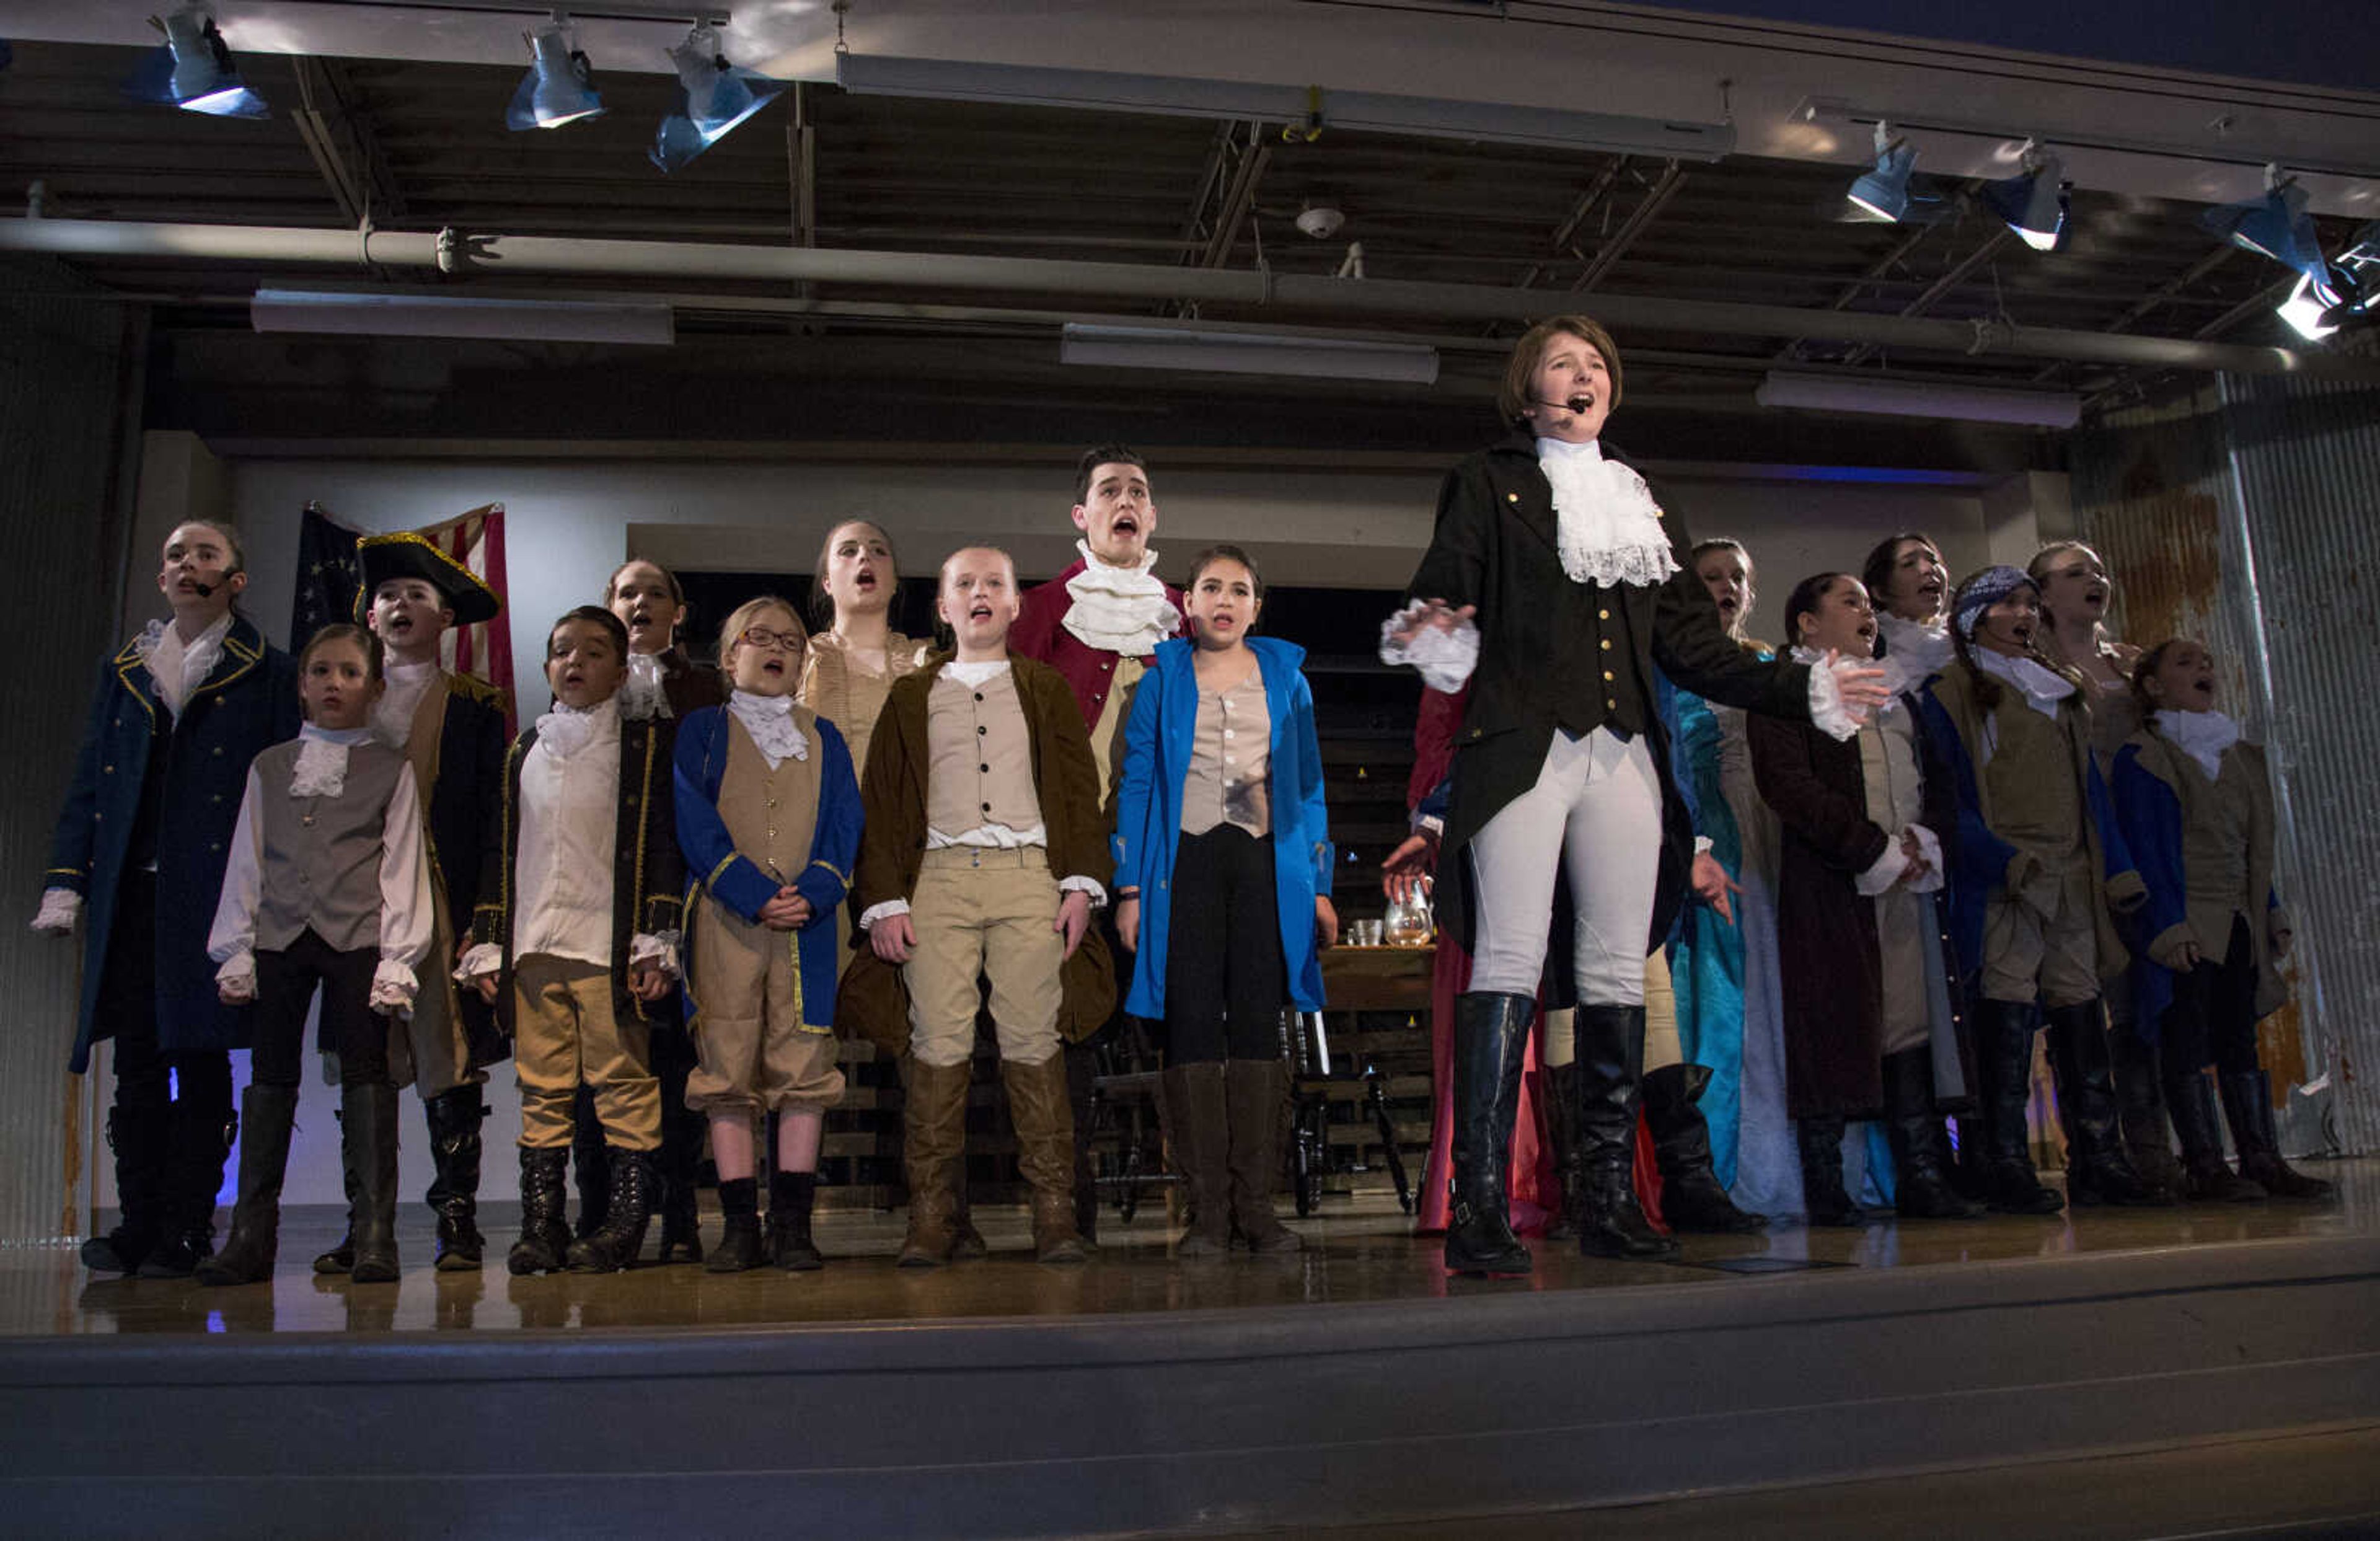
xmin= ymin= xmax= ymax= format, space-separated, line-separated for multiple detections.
xmin=45 ymin=616 xmax=301 ymax=1071
xmin=672 ymin=704 xmax=863 ymax=1033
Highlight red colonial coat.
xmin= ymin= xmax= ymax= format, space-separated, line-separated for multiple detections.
xmin=1010 ymin=557 xmax=1188 ymax=728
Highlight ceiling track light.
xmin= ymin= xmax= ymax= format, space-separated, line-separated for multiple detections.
xmin=1982 ymin=139 xmax=2069 ymax=252
xmin=1846 ymin=120 xmax=1928 ymax=224
xmin=508 ymin=13 xmax=604 ymax=130
xmin=123 ymin=2 xmax=269 ymax=119
xmin=2203 ymin=165 xmax=2351 ymax=338
xmin=650 ymin=23 xmax=782 ymax=172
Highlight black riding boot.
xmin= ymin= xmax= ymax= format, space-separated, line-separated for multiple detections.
xmin=1643 ymin=1063 xmax=1764 ymax=1234
xmin=1882 ymin=1049 xmax=1985 ymax=1220
xmin=2164 ymin=1059 xmax=2264 ymax=1203
xmin=508 ymin=1146 xmax=573 ymax=1274
xmin=1975 ymin=999 xmax=2063 ymax=1214
xmin=1796 ymin=1115 xmax=1867 ymax=1227
xmin=139 ymin=1066 xmax=236 ymax=1278
xmin=423 ymin=1086 xmax=487 ymax=1271
xmin=312 ymin=1106 xmax=361 ymax=1275
xmin=570 ymin=1089 xmax=610 ymax=1240
xmin=1573 ymin=1004 xmax=1677 ymax=1260
xmin=82 ymin=1105 xmax=169 ymax=1274
xmin=198 ymin=1084 xmax=300 ymax=1286
xmin=2112 ymin=1018 xmax=2184 ymax=1199
xmin=567 ymin=1147 xmax=657 ymax=1273
xmin=1443 ymin=992 xmax=1535 ymax=1276
xmin=2221 ymin=1069 xmax=2335 ymax=1200
xmin=346 ymin=1082 xmax=402 ymax=1284
xmin=2044 ymin=1000 xmax=2164 ymax=1206
xmin=1542 ymin=1062 xmax=1582 ymax=1242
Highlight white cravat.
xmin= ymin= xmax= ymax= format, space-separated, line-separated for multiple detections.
xmin=1533 ymin=436 xmax=1678 ymax=589
xmin=289 ymin=722 xmax=373 ymax=798
xmin=728 ymin=689 xmax=808 ymax=769
xmin=620 ymin=651 xmax=671 ymax=721
xmin=1060 ymin=541 xmax=1181 ymax=656
xmin=1975 ymin=649 xmax=2076 ymax=721
xmin=138 ymin=611 xmax=232 ymax=720
xmin=371 ymin=658 xmax=439 ymax=748
xmin=1876 ymin=614 xmax=1954 ymax=696
xmin=2156 ymin=708 xmax=2242 ymax=781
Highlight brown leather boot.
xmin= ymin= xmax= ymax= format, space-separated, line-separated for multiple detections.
xmin=1224 ymin=1059 xmax=1301 ymax=1254
xmin=1002 ymin=1053 xmax=1088 ymax=1265
xmin=1161 ymin=1062 xmax=1232 ymax=1255
xmin=897 ymin=1058 xmax=972 ymax=1268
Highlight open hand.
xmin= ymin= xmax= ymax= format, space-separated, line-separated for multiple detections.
xmin=1386 ymin=598 xmax=1476 ymax=649
xmin=1116 ymin=894 xmax=1140 ymax=953
xmin=1823 ymin=649 xmax=1892 ymax=718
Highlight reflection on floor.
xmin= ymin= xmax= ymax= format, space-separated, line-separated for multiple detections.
xmin=14 ymin=1156 xmax=2373 ymax=1338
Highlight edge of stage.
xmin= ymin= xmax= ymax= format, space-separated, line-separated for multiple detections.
xmin=6 ymin=1177 xmax=2380 ymax=1539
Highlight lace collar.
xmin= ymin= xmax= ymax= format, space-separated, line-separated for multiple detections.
xmin=728 ymin=689 xmax=808 ymax=770
xmin=291 ymin=722 xmax=373 ymax=798
xmin=1533 ymin=437 xmax=1678 ymax=589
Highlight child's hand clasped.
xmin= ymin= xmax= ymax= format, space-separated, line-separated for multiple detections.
xmin=759 ymin=885 xmax=811 ymax=931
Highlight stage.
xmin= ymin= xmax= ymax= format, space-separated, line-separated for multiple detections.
xmin=3 ymin=1163 xmax=2378 ymax=1538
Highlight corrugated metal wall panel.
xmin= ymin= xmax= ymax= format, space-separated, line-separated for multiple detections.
xmin=0 ymin=258 xmax=142 ymax=1245
xmin=2074 ymin=366 xmax=2380 ymax=1159
xmin=2217 ymin=368 xmax=2380 ymax=1159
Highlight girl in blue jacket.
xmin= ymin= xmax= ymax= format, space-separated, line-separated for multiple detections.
xmin=1114 ymin=546 xmax=1336 ymax=1256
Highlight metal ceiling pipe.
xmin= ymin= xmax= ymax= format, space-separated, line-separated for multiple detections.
xmin=6 ymin=217 xmax=2376 ymax=383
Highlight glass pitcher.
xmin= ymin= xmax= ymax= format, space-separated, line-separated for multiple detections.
xmin=1383 ymin=880 xmax=1435 ymax=946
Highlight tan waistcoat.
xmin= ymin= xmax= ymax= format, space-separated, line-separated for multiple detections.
xmin=927 ymin=669 xmax=1042 ymax=835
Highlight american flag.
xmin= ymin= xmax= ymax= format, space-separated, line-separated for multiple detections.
xmin=293 ymin=500 xmax=518 ymax=733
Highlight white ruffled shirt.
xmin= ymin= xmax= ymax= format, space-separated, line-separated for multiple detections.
xmin=138 ymin=610 xmax=233 ymax=720
xmin=728 ymin=689 xmax=808 ymax=769
xmin=2155 ymin=708 xmax=2242 ymax=782
xmin=1060 ymin=542 xmax=1182 ymax=656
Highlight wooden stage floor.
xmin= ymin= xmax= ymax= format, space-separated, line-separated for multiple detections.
xmin=12 ymin=1155 xmax=2378 ymax=1337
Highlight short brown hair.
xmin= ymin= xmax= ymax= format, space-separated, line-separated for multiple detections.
xmin=716 ymin=595 xmax=808 ymax=673
xmin=548 ymin=604 xmax=628 ymax=658
xmin=1496 ymin=316 xmax=1624 ymax=426
xmin=298 ymin=622 xmax=384 ymax=685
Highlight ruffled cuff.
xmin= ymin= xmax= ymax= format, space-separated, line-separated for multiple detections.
xmin=369 ymin=958 xmax=418 ymax=1014
xmin=456 ymin=942 xmax=503 ymax=981
xmin=1379 ymin=603 xmax=1480 ymax=694
xmin=1809 ymin=655 xmax=1863 ymax=742
xmin=1854 ymin=837 xmax=1909 ymax=898
xmin=858 ymin=898 xmax=910 ymax=932
xmin=32 ymin=888 xmax=81 ymax=934
xmin=630 ymin=930 xmax=681 ymax=980
xmin=214 ymin=950 xmax=257 ymax=999
xmin=1058 ymin=875 xmax=1108 ymax=910
xmin=1905 ymin=824 xmax=1946 ymax=895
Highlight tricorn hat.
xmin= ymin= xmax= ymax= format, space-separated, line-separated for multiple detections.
xmin=353 ymin=531 xmax=501 ymax=628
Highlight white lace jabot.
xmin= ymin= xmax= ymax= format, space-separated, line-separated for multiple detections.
xmin=1060 ymin=542 xmax=1181 ymax=656
xmin=1975 ymin=649 xmax=2076 ymax=721
xmin=1876 ymin=614 xmax=1954 ymax=692
xmin=2155 ymin=708 xmax=2242 ymax=781
xmin=536 ymin=694 xmax=617 ymax=758
xmin=1534 ymin=437 xmax=1678 ymax=589
xmin=620 ymin=651 xmax=670 ymax=721
xmin=728 ymin=689 xmax=808 ymax=770
xmin=291 ymin=722 xmax=373 ymax=798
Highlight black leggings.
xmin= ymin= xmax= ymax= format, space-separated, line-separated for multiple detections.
xmin=1163 ymin=826 xmax=1288 ymax=1064
xmin=250 ymin=928 xmax=389 ymax=1088
xmin=2156 ymin=913 xmax=2261 ymax=1077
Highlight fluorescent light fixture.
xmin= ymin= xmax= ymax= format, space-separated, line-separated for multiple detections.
xmin=1060 ymin=324 xmax=1439 ymax=384
xmin=1983 ymin=143 xmax=2068 ymax=251
xmin=837 ymin=54 xmax=1734 ymax=161
xmin=651 ymin=25 xmax=782 ymax=172
xmin=509 ymin=19 xmax=604 ymax=130
xmin=2276 ymin=274 xmax=2339 ymax=342
xmin=1757 ymin=371 xmax=2081 ymax=429
xmin=123 ymin=4 xmax=268 ymax=119
xmin=252 ymin=289 xmax=674 ymax=345
xmin=1846 ymin=121 xmax=1915 ymax=221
